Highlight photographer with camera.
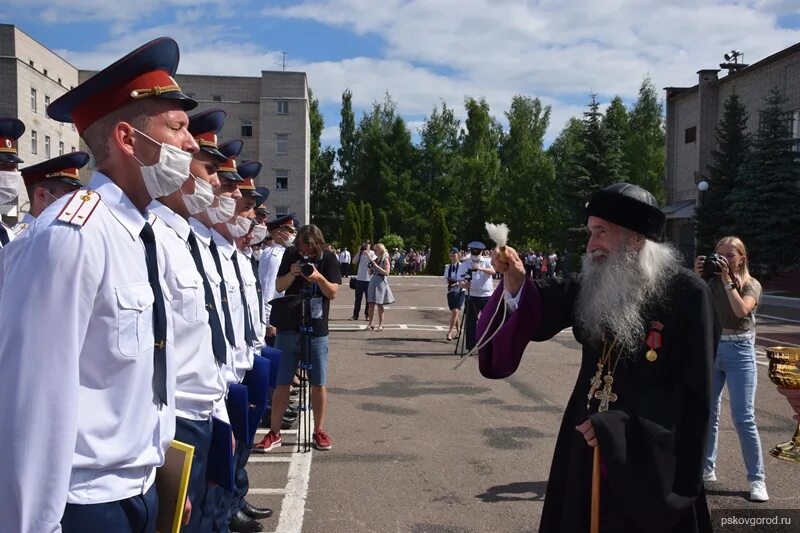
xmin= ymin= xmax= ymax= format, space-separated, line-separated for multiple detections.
xmin=255 ymin=224 xmax=340 ymax=452
xmin=457 ymin=241 xmax=495 ymax=351
xmin=694 ymin=236 xmax=768 ymax=502
xmin=444 ymin=247 xmax=465 ymax=341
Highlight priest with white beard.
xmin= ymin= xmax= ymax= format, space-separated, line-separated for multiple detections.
xmin=478 ymin=183 xmax=720 ymax=533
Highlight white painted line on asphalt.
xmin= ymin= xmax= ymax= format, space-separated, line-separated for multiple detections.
xmin=398 ymin=324 xmax=408 ymax=330
xmin=249 ymin=456 xmax=293 ymax=463
xmin=408 ymin=306 xmax=417 ymax=310
xmin=758 ymin=336 xmax=800 ymax=348
xmin=274 ymin=443 xmax=313 ymax=533
xmin=758 ymin=313 xmax=800 ymax=325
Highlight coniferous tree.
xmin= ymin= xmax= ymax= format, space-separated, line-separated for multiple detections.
xmin=625 ymin=77 xmax=666 ymax=203
xmin=376 ymin=208 xmax=390 ymax=241
xmin=695 ymin=91 xmax=750 ymax=252
xmin=340 ymin=201 xmax=362 ymax=254
xmin=308 ymin=89 xmax=340 ymax=238
xmin=727 ymin=87 xmax=800 ymax=270
xmin=427 ymin=208 xmax=450 ymax=275
xmin=602 ymin=96 xmax=629 ymax=183
xmin=360 ymin=202 xmax=375 ymax=244
xmin=418 ymin=102 xmax=462 ymax=232
xmin=548 ymin=117 xmax=587 ymax=250
xmin=338 ymin=90 xmax=358 ymax=196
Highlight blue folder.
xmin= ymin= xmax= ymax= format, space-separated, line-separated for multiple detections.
xmin=243 ymin=355 xmax=272 ymax=444
xmin=206 ymin=417 xmax=234 ymax=490
xmin=226 ymin=383 xmax=249 ymax=444
xmin=260 ymin=345 xmax=282 ymax=390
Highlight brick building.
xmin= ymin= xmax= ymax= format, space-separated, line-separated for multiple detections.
xmin=1 ymin=24 xmax=311 ymax=224
xmin=664 ymin=42 xmax=800 ymax=261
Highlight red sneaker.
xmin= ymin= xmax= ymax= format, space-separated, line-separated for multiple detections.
xmin=253 ymin=431 xmax=282 ymax=453
xmin=313 ymin=429 xmax=332 ymax=450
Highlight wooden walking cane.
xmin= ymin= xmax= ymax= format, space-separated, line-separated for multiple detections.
xmin=591 ymin=446 xmax=600 ymax=533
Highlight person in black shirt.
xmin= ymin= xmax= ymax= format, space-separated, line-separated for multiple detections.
xmin=256 ymin=224 xmax=341 ymax=452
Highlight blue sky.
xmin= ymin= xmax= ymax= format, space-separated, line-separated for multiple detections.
xmin=4 ymin=0 xmax=800 ymax=147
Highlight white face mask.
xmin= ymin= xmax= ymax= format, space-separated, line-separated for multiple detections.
xmin=250 ymin=224 xmax=267 ymax=244
xmin=227 ymin=215 xmax=252 ymax=238
xmin=0 ymin=170 xmax=20 ymax=204
xmin=206 ymin=194 xmax=237 ymax=224
xmin=132 ymin=128 xmax=193 ymax=199
xmin=471 ymin=254 xmax=481 ymax=261
xmin=285 ymin=233 xmax=296 ymax=247
xmin=182 ymin=176 xmax=215 ymax=215
xmin=253 ymin=248 xmax=263 ymax=260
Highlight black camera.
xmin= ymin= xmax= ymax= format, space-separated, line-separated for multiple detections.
xmin=701 ymin=253 xmax=724 ymax=280
xmin=300 ymin=257 xmax=315 ymax=277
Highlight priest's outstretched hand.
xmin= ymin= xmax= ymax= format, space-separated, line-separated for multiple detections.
xmin=575 ymin=419 xmax=598 ymax=447
xmin=491 ymin=245 xmax=525 ymax=296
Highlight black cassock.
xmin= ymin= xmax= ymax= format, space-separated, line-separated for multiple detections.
xmin=477 ymin=271 xmax=719 ymax=533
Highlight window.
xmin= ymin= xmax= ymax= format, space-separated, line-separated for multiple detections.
xmin=276 ymin=134 xmax=288 ymax=154
xmin=31 ymin=131 xmax=38 ymax=154
xmin=241 ymin=121 xmax=253 ymax=137
xmin=275 ymin=206 xmax=289 ymax=218
xmin=43 ymin=68 xmax=48 ymax=77
xmin=684 ymin=126 xmax=696 ymax=144
xmin=45 ymin=136 xmax=51 ymax=158
xmin=58 ymin=77 xmax=62 ymax=85
xmin=59 ymin=141 xmax=64 ymax=156
xmin=71 ymin=146 xmax=76 ymax=152
xmin=71 ymin=123 xmax=75 ymax=132
xmin=31 ymin=88 xmax=37 ymax=113
xmin=276 ymin=169 xmax=288 ymax=190
xmin=792 ymin=111 xmax=800 ymax=152
xmin=29 ymin=60 xmax=34 ymax=68
xmin=277 ymin=100 xmax=289 ymax=114
xmin=45 ymin=95 xmax=50 ymax=109
xmin=212 ymin=95 xmax=222 ymax=102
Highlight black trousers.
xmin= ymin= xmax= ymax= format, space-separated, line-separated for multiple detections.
xmin=464 ymin=296 xmax=489 ymax=351
xmin=62 ymin=483 xmax=158 ymax=533
xmin=352 ymin=280 xmax=370 ymax=319
xmin=340 ymin=262 xmax=350 ymax=277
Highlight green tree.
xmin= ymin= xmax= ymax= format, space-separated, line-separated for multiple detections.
xmin=602 ymin=96 xmax=629 ymax=183
xmin=376 ymin=208 xmax=390 ymax=240
xmin=381 ymin=233 xmax=405 ymax=254
xmin=496 ymin=95 xmax=556 ymax=247
xmin=340 ymin=201 xmax=362 ymax=254
xmin=548 ymin=117 xmax=586 ymax=249
xmin=460 ymin=97 xmax=502 ymax=243
xmin=625 ymin=77 xmax=666 ymax=203
xmin=418 ymin=101 xmax=463 ymax=232
xmin=308 ymin=89 xmax=341 ymax=238
xmin=695 ymin=90 xmax=750 ymax=251
xmin=360 ymin=201 xmax=375 ymax=244
xmin=728 ymin=87 xmax=800 ymax=270
xmin=427 ymin=208 xmax=450 ymax=274
xmin=337 ymin=89 xmax=358 ymax=195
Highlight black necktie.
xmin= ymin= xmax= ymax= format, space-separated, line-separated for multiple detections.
xmin=0 ymin=225 xmax=9 ymax=246
xmin=209 ymin=240 xmax=236 ymax=347
xmin=250 ymin=256 xmax=263 ymax=323
xmin=187 ymin=232 xmax=227 ymax=364
xmin=140 ymin=222 xmax=168 ymax=406
xmin=231 ymin=251 xmax=258 ymax=344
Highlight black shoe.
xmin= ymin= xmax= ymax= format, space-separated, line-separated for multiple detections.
xmin=241 ymin=500 xmax=273 ymax=520
xmin=228 ymin=509 xmax=264 ymax=532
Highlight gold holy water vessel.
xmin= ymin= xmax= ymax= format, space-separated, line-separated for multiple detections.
xmin=766 ymin=346 xmax=800 ymax=463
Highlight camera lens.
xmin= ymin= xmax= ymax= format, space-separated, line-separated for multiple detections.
xmin=300 ymin=263 xmax=314 ymax=277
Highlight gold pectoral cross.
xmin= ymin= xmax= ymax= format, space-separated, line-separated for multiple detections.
xmin=594 ymin=375 xmax=617 ymax=413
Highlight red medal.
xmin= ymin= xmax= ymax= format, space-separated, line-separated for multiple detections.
xmin=645 ymin=321 xmax=663 ymax=362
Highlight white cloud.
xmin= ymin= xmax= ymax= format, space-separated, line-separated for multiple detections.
xmin=46 ymin=0 xmax=800 ymax=146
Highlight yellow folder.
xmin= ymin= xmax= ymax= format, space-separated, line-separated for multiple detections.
xmin=155 ymin=440 xmax=194 ymax=533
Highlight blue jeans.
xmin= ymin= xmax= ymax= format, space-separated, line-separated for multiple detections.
xmin=274 ymin=330 xmax=329 ymax=386
xmin=704 ymin=336 xmax=765 ymax=482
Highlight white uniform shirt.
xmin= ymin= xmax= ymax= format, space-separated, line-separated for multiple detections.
xmin=457 ymin=256 xmax=494 ymax=297
xmin=444 ymin=262 xmax=462 ymax=292
xmin=212 ymin=230 xmax=251 ymax=382
xmin=236 ymin=247 xmax=264 ymax=351
xmin=0 ymin=172 xmax=176 ymax=533
xmin=151 ymin=202 xmax=226 ymax=421
xmin=0 ymin=221 xmax=16 ymax=248
xmin=338 ymin=249 xmax=350 ymax=264
xmin=258 ymin=243 xmax=286 ymax=325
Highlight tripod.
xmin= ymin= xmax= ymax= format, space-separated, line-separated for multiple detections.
xmin=297 ymin=284 xmax=314 ymax=453
xmin=453 ymin=272 xmax=473 ymax=356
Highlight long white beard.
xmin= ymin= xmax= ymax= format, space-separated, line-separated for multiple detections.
xmin=575 ymin=240 xmax=683 ymax=355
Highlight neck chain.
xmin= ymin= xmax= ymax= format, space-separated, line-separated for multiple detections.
xmin=586 ymin=339 xmax=622 ymax=413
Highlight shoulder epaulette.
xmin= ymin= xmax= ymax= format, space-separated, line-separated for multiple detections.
xmin=271 ymin=247 xmax=281 ymax=257
xmin=12 ymin=223 xmax=28 ymax=236
xmin=57 ymin=189 xmax=101 ymax=227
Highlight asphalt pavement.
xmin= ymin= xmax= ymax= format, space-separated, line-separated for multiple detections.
xmin=245 ymin=275 xmax=800 ymax=533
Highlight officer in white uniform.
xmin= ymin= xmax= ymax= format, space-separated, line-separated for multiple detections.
xmin=456 ymin=241 xmax=496 ymax=351
xmin=0 ymin=38 xmax=198 ymax=533
xmin=257 ymin=214 xmax=295 ymax=348
xmin=14 ymin=151 xmax=88 ymax=236
xmin=0 ymin=117 xmax=25 ymax=248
